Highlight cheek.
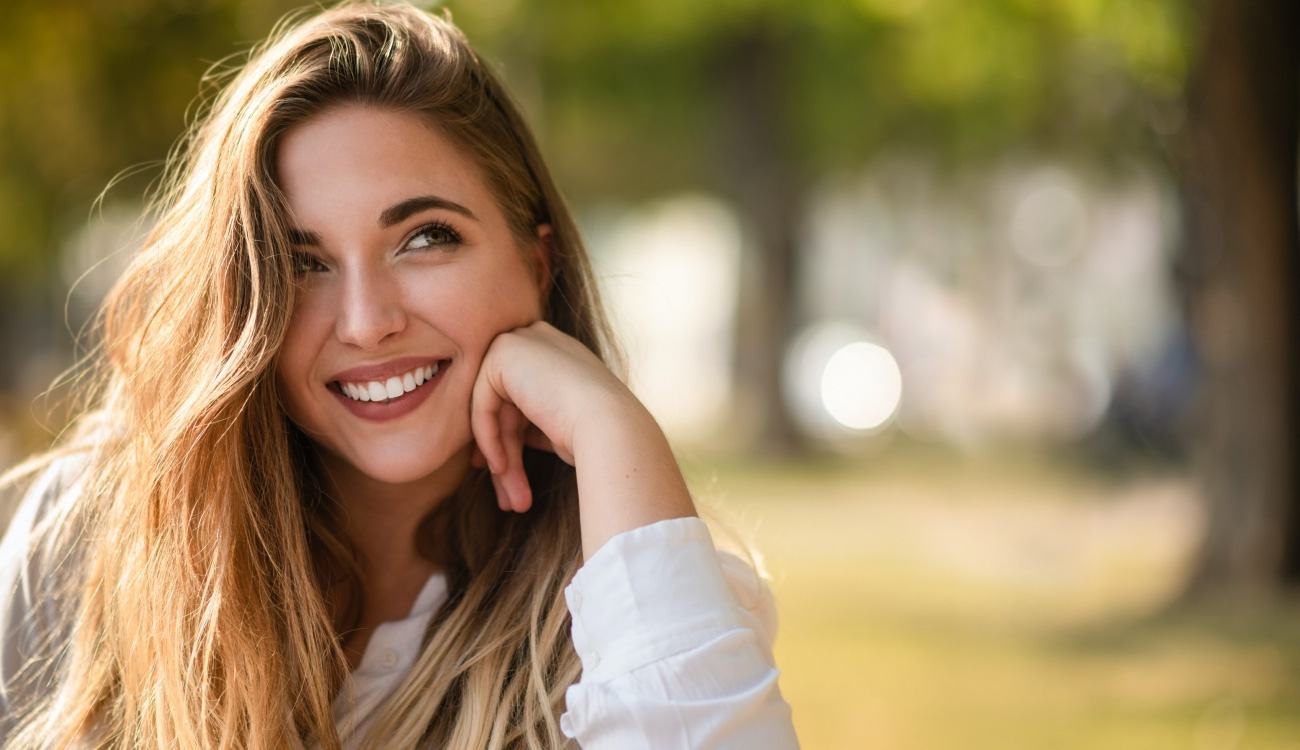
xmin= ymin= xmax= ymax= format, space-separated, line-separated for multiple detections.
xmin=276 ymin=303 xmax=330 ymax=410
xmin=406 ymin=270 xmax=536 ymax=344
xmin=473 ymin=258 xmax=544 ymax=329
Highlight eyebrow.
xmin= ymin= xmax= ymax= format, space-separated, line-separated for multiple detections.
xmin=288 ymin=194 xmax=478 ymax=246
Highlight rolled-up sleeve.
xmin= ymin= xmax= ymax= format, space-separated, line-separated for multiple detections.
xmin=559 ymin=516 xmax=799 ymax=749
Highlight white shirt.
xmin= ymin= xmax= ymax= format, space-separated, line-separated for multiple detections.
xmin=556 ymin=516 xmax=797 ymax=748
xmin=2 ymin=456 xmax=799 ymax=748
xmin=332 ymin=516 xmax=798 ymax=748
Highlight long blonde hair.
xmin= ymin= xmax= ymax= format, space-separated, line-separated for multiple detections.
xmin=2 ymin=2 xmax=624 ymax=747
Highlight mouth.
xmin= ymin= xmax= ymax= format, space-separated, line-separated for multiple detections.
xmin=325 ymin=358 xmax=452 ymax=423
xmin=328 ymin=358 xmax=451 ymax=404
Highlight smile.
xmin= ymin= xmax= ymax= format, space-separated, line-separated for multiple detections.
xmin=336 ymin=361 xmax=441 ymax=402
xmin=327 ymin=359 xmax=450 ymax=422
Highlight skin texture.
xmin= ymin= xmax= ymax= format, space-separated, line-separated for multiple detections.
xmin=274 ymin=105 xmax=698 ymax=662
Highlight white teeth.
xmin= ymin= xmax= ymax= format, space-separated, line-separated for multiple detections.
xmin=337 ymin=361 xmax=445 ymax=403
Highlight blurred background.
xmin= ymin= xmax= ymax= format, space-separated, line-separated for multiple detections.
xmin=1 ymin=0 xmax=1296 ymax=747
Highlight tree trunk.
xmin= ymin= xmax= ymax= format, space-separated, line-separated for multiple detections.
xmin=1180 ymin=0 xmax=1300 ymax=597
xmin=716 ymin=24 xmax=811 ymax=457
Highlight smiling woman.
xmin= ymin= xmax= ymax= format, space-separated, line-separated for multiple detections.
xmin=0 ymin=2 xmax=797 ymax=749
xmin=273 ymin=105 xmax=552 ymax=491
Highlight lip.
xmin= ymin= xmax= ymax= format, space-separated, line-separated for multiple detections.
xmin=327 ymin=356 xmax=446 ymax=384
xmin=328 ymin=359 xmax=451 ymax=423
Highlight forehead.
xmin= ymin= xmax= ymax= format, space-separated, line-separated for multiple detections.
xmin=274 ymin=104 xmax=492 ymax=227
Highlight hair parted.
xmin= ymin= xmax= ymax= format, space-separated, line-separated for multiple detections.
xmin=0 ymin=2 xmax=624 ymax=747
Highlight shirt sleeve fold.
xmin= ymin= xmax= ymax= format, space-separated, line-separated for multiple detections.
xmin=559 ymin=516 xmax=799 ymax=749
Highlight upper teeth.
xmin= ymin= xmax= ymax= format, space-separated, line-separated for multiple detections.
xmin=339 ymin=363 xmax=440 ymax=402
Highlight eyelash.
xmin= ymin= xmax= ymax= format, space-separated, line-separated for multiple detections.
xmin=404 ymin=220 xmax=464 ymax=252
xmin=291 ymin=221 xmax=464 ymax=275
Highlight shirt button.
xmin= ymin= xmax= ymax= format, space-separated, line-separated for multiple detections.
xmin=381 ymin=649 xmax=398 ymax=669
xmin=571 ymin=590 xmax=583 ymax=608
xmin=589 ymin=649 xmax=601 ymax=668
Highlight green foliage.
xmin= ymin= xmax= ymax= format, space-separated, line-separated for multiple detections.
xmin=453 ymin=0 xmax=1193 ymax=198
xmin=0 ymin=0 xmax=1194 ymax=285
xmin=0 ymin=0 xmax=301 ymax=287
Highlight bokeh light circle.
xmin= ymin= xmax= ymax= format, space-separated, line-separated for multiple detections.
xmin=783 ymin=321 xmax=904 ymax=441
xmin=820 ymin=341 xmax=903 ymax=430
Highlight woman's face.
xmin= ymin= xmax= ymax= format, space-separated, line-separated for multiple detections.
xmin=274 ymin=104 xmax=547 ymax=486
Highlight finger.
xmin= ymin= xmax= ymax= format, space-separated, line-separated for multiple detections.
xmin=528 ymin=319 xmax=596 ymax=361
xmin=469 ymin=356 xmax=507 ymax=476
xmin=499 ymin=402 xmax=532 ymax=512
xmin=490 ymin=472 xmax=509 ymax=512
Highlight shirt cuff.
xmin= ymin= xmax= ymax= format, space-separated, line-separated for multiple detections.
xmin=563 ymin=516 xmax=749 ymax=683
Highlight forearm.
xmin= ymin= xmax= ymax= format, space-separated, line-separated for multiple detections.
xmin=572 ymin=395 xmax=698 ymax=562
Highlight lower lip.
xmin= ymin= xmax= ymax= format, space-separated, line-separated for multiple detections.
xmin=328 ymin=361 xmax=450 ymax=422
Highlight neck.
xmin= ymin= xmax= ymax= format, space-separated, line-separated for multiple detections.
xmin=319 ymin=444 xmax=469 ymax=620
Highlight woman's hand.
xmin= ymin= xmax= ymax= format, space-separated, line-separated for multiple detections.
xmin=467 ymin=320 xmax=629 ymax=510
xmin=468 ymin=320 xmax=697 ymax=559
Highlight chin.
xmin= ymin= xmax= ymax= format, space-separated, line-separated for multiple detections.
xmin=349 ymin=449 xmax=444 ymax=485
xmin=345 ymin=439 xmax=462 ymax=486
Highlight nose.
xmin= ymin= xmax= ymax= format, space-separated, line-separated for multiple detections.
xmin=335 ymin=264 xmax=406 ymax=349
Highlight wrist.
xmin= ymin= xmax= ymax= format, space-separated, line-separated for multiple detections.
xmin=572 ymin=386 xmax=657 ymax=455
xmin=569 ymin=392 xmax=699 ymax=561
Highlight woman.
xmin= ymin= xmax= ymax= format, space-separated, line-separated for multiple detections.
xmin=0 ymin=2 xmax=797 ymax=748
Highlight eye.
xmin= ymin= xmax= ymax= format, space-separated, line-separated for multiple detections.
xmin=291 ymin=252 xmax=328 ymax=275
xmin=405 ymin=221 xmax=463 ymax=252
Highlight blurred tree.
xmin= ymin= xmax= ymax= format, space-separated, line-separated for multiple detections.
xmin=0 ymin=0 xmax=300 ymax=393
xmin=453 ymin=0 xmax=1192 ymax=455
xmin=1 ymin=0 xmax=1192 ymax=457
xmin=1181 ymin=0 xmax=1299 ymax=596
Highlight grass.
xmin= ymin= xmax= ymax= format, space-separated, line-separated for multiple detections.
xmin=4 ymin=411 xmax=1295 ymax=747
xmin=681 ymin=442 xmax=1300 ymax=749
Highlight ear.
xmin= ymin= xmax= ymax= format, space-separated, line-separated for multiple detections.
xmin=534 ymin=223 xmax=554 ymax=303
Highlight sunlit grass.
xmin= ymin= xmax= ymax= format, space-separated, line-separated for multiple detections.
xmin=5 ymin=410 xmax=1295 ymax=747
xmin=682 ymin=443 xmax=1300 ymax=749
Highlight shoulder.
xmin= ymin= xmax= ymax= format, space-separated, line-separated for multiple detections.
xmin=1 ymin=449 xmax=94 ymax=562
xmin=1 ymin=447 xmax=95 ymax=607
xmin=0 ymin=449 xmax=94 ymax=723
